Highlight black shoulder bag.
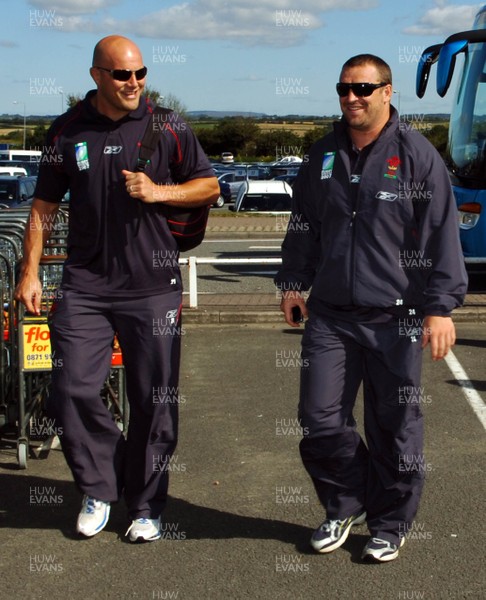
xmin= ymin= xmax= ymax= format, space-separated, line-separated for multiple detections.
xmin=136 ymin=107 xmax=210 ymax=252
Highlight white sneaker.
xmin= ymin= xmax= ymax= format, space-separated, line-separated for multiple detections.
xmin=361 ymin=536 xmax=406 ymax=562
xmin=125 ymin=518 xmax=161 ymax=543
xmin=310 ymin=511 xmax=367 ymax=553
xmin=76 ymin=495 xmax=110 ymax=537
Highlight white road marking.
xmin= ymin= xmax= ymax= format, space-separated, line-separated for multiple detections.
xmin=444 ymin=351 xmax=486 ymax=432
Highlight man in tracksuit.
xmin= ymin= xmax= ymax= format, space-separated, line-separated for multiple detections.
xmin=275 ymin=54 xmax=467 ymax=562
xmin=15 ymin=35 xmax=219 ymax=542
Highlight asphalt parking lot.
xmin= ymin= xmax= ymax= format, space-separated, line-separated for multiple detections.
xmin=1 ymin=322 xmax=485 ymax=600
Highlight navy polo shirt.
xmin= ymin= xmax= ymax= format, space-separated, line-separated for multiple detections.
xmin=35 ymin=90 xmax=214 ymax=297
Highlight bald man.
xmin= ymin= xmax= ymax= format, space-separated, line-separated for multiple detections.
xmin=15 ymin=35 xmax=219 ymax=543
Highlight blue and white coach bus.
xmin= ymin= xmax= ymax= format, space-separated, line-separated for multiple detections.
xmin=416 ymin=4 xmax=486 ymax=268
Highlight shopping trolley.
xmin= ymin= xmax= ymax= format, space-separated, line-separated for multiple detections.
xmin=0 ymin=207 xmax=128 ymax=468
xmin=0 ymin=212 xmax=27 ymax=434
xmin=15 ymin=255 xmax=129 ymax=468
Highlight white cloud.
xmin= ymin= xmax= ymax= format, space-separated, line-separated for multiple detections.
xmin=404 ymin=3 xmax=483 ymax=36
xmin=29 ymin=0 xmax=121 ymax=16
xmin=55 ymin=0 xmax=379 ymax=47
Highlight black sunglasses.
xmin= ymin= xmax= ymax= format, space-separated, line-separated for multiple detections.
xmin=336 ymin=82 xmax=388 ymax=97
xmin=94 ymin=66 xmax=148 ymax=82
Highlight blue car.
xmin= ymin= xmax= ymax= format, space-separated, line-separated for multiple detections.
xmin=0 ymin=175 xmax=36 ymax=208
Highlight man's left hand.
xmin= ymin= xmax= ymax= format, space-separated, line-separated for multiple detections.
xmin=421 ymin=315 xmax=456 ymax=361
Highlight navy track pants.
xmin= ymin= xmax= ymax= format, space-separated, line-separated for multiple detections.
xmin=299 ymin=312 xmax=425 ymax=545
xmin=47 ymin=288 xmax=182 ymax=520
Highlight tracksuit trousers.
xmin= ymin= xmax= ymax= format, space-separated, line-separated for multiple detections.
xmin=299 ymin=311 xmax=425 ymax=545
xmin=47 ymin=288 xmax=182 ymax=520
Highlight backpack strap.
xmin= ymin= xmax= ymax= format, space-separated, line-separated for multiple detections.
xmin=137 ymin=106 xmax=174 ymax=172
xmin=134 ymin=107 xmax=173 ymax=235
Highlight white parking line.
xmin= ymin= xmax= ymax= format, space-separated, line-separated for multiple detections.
xmin=444 ymin=351 xmax=486 ymax=432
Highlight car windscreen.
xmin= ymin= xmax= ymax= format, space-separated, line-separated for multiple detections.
xmin=23 ymin=179 xmax=36 ymax=198
xmin=239 ymin=193 xmax=291 ymax=211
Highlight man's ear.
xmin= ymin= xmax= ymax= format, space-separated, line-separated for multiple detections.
xmin=90 ymin=66 xmax=101 ymax=86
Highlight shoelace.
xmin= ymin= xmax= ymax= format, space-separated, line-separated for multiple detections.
xmin=83 ymin=497 xmax=100 ymax=515
xmin=370 ymin=537 xmax=393 ymax=548
xmin=321 ymin=518 xmax=345 ymax=533
xmin=125 ymin=518 xmax=153 ymax=537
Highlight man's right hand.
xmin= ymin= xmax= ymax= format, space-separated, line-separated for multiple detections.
xmin=14 ymin=274 xmax=43 ymax=316
xmin=280 ymin=291 xmax=308 ymax=328
xmin=13 ymin=198 xmax=60 ymax=316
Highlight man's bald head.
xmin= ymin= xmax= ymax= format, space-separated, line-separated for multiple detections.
xmin=92 ymin=35 xmax=142 ymax=68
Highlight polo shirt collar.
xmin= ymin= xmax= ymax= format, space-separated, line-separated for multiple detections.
xmin=82 ymin=89 xmax=152 ymax=124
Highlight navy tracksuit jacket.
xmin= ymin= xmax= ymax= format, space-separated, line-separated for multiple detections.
xmin=275 ymin=108 xmax=468 ymax=543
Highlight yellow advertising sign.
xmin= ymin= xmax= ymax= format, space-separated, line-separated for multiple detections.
xmin=21 ymin=322 xmax=53 ymax=371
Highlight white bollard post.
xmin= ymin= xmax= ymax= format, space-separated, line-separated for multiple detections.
xmin=189 ymin=256 xmax=198 ymax=308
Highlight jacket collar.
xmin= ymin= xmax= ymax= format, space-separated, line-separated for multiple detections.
xmin=334 ymin=105 xmax=400 ymax=148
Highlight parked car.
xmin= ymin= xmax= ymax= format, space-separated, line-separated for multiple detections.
xmin=217 ymin=171 xmax=248 ymax=201
xmin=269 ymin=164 xmax=301 ymax=178
xmin=213 ymin=177 xmax=232 ymax=208
xmin=236 ymin=164 xmax=272 ymax=179
xmin=231 ymin=180 xmax=292 ymax=213
xmin=0 ymin=159 xmax=40 ymax=176
xmin=0 ymin=166 xmax=28 ymax=176
xmin=0 ymin=176 xmax=37 ymax=208
xmin=273 ymin=173 xmax=298 ymax=187
xmin=212 ymin=164 xmax=233 ymax=174
xmin=220 ymin=152 xmax=234 ymax=164
xmin=273 ymin=156 xmax=302 ymax=165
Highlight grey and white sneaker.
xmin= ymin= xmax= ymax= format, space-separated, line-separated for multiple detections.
xmin=361 ymin=536 xmax=405 ymax=562
xmin=76 ymin=495 xmax=110 ymax=537
xmin=310 ymin=511 xmax=366 ymax=553
xmin=125 ymin=518 xmax=161 ymax=543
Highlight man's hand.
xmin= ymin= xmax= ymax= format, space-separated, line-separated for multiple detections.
xmin=280 ymin=291 xmax=308 ymax=328
xmin=421 ymin=315 xmax=456 ymax=360
xmin=123 ymin=170 xmax=219 ymax=207
xmin=122 ymin=170 xmax=159 ymax=203
xmin=14 ymin=273 xmax=43 ymax=316
xmin=13 ymin=198 xmax=60 ymax=315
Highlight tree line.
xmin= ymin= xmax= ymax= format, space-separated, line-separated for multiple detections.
xmin=192 ymin=117 xmax=331 ymax=161
xmin=3 ymin=85 xmax=449 ymax=160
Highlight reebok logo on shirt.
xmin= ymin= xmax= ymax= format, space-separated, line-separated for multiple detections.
xmin=104 ymin=146 xmax=123 ymax=154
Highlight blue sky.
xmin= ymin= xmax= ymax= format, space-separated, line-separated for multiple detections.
xmin=1 ymin=0 xmax=484 ymax=117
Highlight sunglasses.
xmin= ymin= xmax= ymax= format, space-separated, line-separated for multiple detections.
xmin=336 ymin=82 xmax=388 ymax=97
xmin=94 ymin=66 xmax=148 ymax=82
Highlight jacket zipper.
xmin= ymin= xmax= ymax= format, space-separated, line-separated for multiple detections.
xmin=349 ymin=159 xmax=364 ymax=305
